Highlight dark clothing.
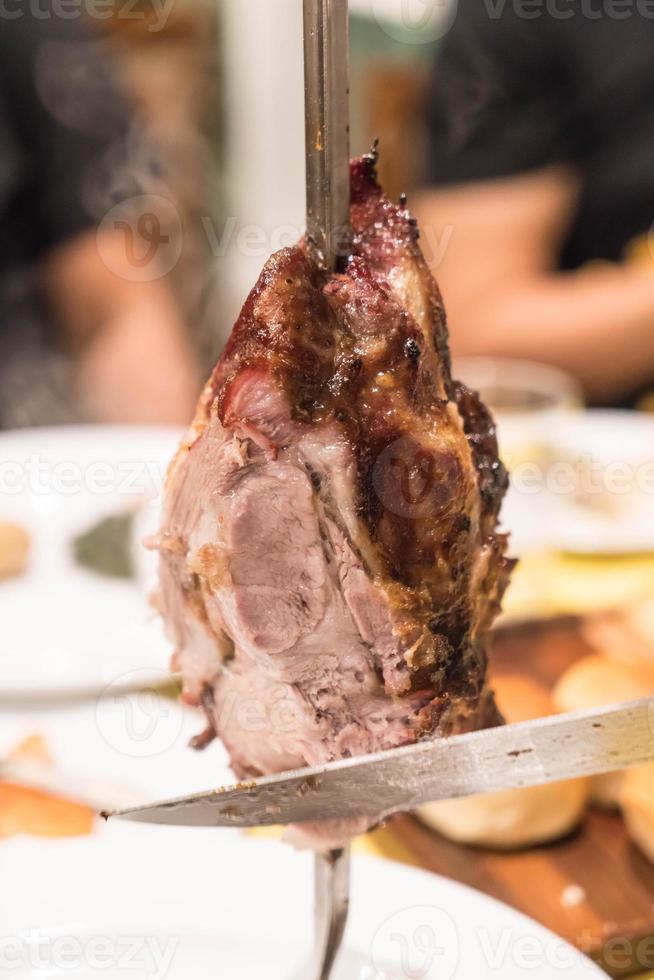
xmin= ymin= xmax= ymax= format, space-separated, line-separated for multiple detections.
xmin=425 ymin=1 xmax=654 ymax=271
xmin=0 ymin=16 xmax=132 ymax=427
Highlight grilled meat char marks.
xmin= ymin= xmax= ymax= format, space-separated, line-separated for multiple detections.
xmin=157 ymin=153 xmax=511 ymax=837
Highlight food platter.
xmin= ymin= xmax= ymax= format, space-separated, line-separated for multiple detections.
xmin=0 ymin=426 xmax=181 ymax=700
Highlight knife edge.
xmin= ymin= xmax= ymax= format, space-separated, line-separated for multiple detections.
xmin=104 ymin=697 xmax=654 ymax=828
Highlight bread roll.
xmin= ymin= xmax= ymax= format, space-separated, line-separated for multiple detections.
xmin=553 ymin=655 xmax=654 ymax=713
xmin=553 ymin=655 xmax=654 ymax=808
xmin=621 ymin=764 xmax=654 ymax=864
xmin=589 ymin=771 xmax=627 ymax=810
xmin=584 ymin=599 xmax=654 ymax=669
xmin=418 ymin=778 xmax=589 ymax=850
xmin=418 ymin=674 xmax=590 ymax=849
xmin=630 ymin=598 xmax=654 ymax=649
xmin=0 ymin=523 xmax=29 ymax=580
xmin=494 ymin=674 xmax=553 ymax=722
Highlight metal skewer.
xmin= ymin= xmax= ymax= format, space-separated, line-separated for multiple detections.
xmin=303 ymin=1 xmax=352 ymax=976
xmin=303 ymin=0 xmax=351 ymax=269
xmin=312 ymin=847 xmax=351 ymax=980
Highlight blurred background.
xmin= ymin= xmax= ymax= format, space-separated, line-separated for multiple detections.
xmin=0 ymin=0 xmax=449 ymax=431
xmin=5 ymin=0 xmax=654 ymax=424
xmin=3 ymin=2 xmax=654 ymax=976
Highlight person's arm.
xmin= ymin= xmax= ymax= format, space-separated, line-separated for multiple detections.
xmin=44 ymin=229 xmax=199 ymax=425
xmin=415 ymin=167 xmax=654 ymax=402
xmin=0 ymin=16 xmax=199 ymax=425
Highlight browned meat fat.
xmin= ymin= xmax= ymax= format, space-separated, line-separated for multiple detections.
xmin=155 ymin=152 xmax=514 ymax=844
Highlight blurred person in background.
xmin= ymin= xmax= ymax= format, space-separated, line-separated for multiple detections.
xmin=416 ymin=2 xmax=654 ymax=407
xmin=0 ymin=14 xmax=198 ymax=429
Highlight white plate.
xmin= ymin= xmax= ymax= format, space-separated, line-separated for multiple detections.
xmin=0 ymin=425 xmax=182 ymax=700
xmin=0 ymin=694 xmax=232 ymax=810
xmin=501 ymin=410 xmax=654 ymax=556
xmin=1 ymin=826 xmax=605 ymax=979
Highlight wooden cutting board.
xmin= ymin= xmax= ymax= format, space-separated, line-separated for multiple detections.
xmin=388 ymin=619 xmax=654 ymax=979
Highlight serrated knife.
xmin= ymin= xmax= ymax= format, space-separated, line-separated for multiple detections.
xmin=105 ymin=698 xmax=654 ymax=828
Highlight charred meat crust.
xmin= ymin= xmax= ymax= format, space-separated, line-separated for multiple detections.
xmin=203 ymin=159 xmax=510 ymax=699
xmin=454 ymin=380 xmax=509 ymax=526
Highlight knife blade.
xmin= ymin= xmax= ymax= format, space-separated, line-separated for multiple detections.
xmin=105 ymin=697 xmax=654 ymax=828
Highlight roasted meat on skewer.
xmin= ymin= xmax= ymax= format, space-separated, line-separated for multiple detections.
xmin=154 ymin=152 xmax=513 ymax=844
